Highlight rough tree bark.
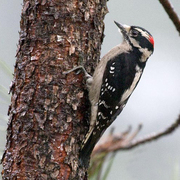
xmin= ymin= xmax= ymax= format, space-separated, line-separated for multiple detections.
xmin=1 ymin=0 xmax=108 ymax=179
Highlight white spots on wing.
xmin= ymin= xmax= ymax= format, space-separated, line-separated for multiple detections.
xmin=108 ymin=85 xmax=113 ymax=90
xmin=110 ymin=66 xmax=115 ymax=70
xmin=115 ymin=106 xmax=119 ymax=110
xmin=98 ymin=100 xmax=110 ymax=108
xmin=108 ymin=62 xmax=116 ymax=75
xmin=110 ymin=111 xmax=113 ymax=115
xmin=121 ymin=65 xmax=142 ymax=103
xmin=101 ymin=91 xmax=105 ymax=95
xmin=100 ymin=86 xmax=106 ymax=95
xmin=98 ymin=112 xmax=107 ymax=120
xmin=109 ymin=65 xmax=115 ymax=74
xmin=100 ymin=64 xmax=118 ymax=95
xmin=101 ymin=84 xmax=116 ymax=95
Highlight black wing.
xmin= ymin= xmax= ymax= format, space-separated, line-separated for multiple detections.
xmin=80 ymin=53 xmax=138 ymax=166
xmin=80 ymin=52 xmax=145 ymax=167
xmin=97 ymin=53 xmax=139 ymax=128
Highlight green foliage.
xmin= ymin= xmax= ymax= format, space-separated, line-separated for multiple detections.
xmin=0 ymin=85 xmax=10 ymax=102
xmin=101 ymin=153 xmax=116 ymax=180
xmin=89 ymin=152 xmax=116 ymax=180
xmin=0 ymin=59 xmax=13 ymax=79
xmin=0 ymin=59 xmax=12 ymax=175
xmin=0 ymin=59 xmax=12 ymax=102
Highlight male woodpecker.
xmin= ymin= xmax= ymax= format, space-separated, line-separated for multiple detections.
xmin=64 ymin=21 xmax=154 ymax=167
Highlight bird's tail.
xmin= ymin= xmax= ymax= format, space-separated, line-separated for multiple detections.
xmin=79 ymin=131 xmax=98 ymax=168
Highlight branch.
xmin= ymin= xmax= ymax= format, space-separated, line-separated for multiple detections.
xmin=92 ymin=114 xmax=180 ymax=155
xmin=159 ymin=0 xmax=180 ymax=34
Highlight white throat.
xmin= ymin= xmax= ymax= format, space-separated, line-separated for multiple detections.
xmin=139 ymin=48 xmax=152 ymax=62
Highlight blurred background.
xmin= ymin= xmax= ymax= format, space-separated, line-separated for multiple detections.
xmin=0 ymin=0 xmax=180 ymax=180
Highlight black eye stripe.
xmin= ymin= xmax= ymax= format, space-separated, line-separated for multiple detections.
xmin=129 ymin=26 xmax=154 ymax=52
xmin=131 ymin=29 xmax=139 ymax=36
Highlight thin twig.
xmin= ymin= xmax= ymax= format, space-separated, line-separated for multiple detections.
xmin=121 ymin=114 xmax=180 ymax=150
xmin=92 ymin=115 xmax=180 ymax=155
xmin=159 ymin=0 xmax=180 ymax=34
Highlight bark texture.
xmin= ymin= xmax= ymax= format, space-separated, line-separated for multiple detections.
xmin=1 ymin=0 xmax=107 ymax=179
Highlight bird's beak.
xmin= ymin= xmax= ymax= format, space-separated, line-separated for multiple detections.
xmin=114 ymin=21 xmax=130 ymax=39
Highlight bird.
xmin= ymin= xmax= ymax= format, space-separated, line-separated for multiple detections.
xmin=64 ymin=21 xmax=154 ymax=167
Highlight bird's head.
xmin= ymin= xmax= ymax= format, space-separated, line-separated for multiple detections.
xmin=114 ymin=21 xmax=154 ymax=62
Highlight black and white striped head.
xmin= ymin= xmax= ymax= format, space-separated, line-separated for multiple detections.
xmin=114 ymin=21 xmax=154 ymax=62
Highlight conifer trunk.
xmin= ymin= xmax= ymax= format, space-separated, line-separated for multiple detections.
xmin=1 ymin=0 xmax=107 ymax=179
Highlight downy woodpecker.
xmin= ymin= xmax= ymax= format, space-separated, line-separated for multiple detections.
xmin=64 ymin=21 xmax=154 ymax=166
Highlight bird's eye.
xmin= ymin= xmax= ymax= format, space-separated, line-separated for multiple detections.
xmin=131 ymin=30 xmax=139 ymax=36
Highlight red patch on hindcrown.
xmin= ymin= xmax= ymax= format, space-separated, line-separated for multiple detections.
xmin=149 ymin=36 xmax=154 ymax=47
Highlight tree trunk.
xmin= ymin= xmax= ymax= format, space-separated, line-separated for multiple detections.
xmin=1 ymin=0 xmax=107 ymax=179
